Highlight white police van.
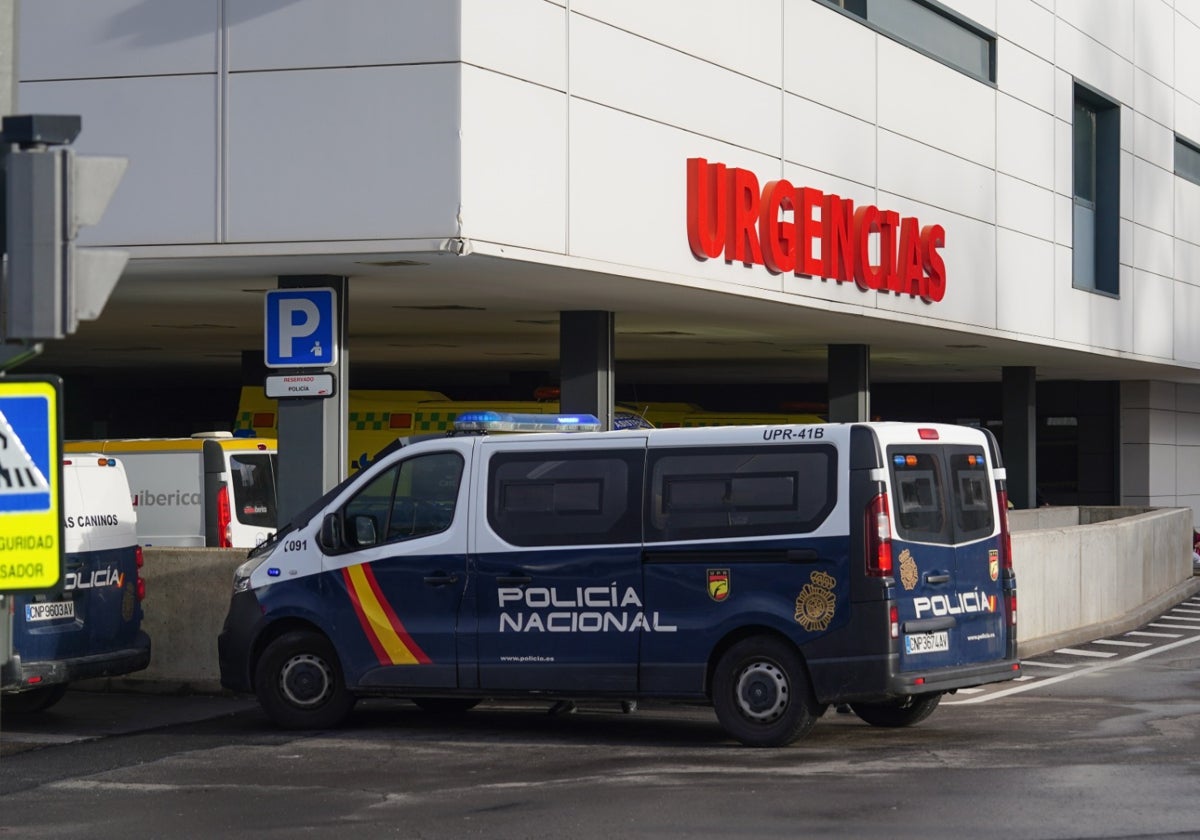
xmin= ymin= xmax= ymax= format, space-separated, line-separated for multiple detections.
xmin=2 ymin=455 xmax=150 ymax=713
xmin=218 ymin=414 xmax=1019 ymax=747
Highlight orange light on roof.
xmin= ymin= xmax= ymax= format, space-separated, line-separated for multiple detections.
xmin=918 ymin=428 xmax=939 ymax=440
xmin=905 ymin=455 xmax=918 ymax=467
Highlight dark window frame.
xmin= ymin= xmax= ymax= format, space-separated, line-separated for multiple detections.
xmin=1071 ymin=81 xmax=1121 ymax=298
xmin=1175 ymin=134 xmax=1200 ymax=187
xmin=814 ymin=0 xmax=997 ymax=85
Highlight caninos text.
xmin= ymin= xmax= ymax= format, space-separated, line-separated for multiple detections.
xmin=686 ymin=157 xmax=947 ymax=303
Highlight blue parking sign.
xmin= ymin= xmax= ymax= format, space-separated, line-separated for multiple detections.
xmin=264 ymin=288 xmax=337 ymax=368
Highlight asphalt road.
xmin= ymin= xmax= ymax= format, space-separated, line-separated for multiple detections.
xmin=2 ymin=594 xmax=1199 ymax=840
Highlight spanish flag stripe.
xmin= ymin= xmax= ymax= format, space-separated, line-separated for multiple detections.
xmin=341 ymin=566 xmax=390 ymax=665
xmin=358 ymin=563 xmax=432 ymax=665
xmin=343 ymin=564 xmax=430 ymax=665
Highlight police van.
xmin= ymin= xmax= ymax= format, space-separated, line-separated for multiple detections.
xmin=2 ymin=455 xmax=150 ymax=713
xmin=65 ymin=433 xmax=278 ymax=548
xmin=218 ymin=414 xmax=1019 ymax=747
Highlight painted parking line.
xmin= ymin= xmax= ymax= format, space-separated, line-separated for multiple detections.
xmin=1018 ymin=660 xmax=1074 ymax=669
xmin=945 ymin=632 xmax=1200 ymax=705
xmin=1054 ymin=647 xmax=1117 ymax=658
xmin=1149 ymin=617 xmax=1200 ymax=627
xmin=1126 ymin=630 xmax=1181 ymax=638
xmin=1149 ymin=622 xmax=1198 ymax=630
xmin=1092 ymin=639 xmax=1151 ymax=648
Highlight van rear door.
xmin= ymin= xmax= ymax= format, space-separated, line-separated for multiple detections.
xmin=887 ymin=439 xmax=1008 ymax=670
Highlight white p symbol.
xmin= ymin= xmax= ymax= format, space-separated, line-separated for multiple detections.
xmin=278 ymin=298 xmax=320 ymax=359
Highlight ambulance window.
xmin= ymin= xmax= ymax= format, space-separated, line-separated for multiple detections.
xmin=339 ymin=452 xmax=463 ymax=549
xmin=230 ymin=453 xmax=277 ymax=528
xmin=889 ymin=451 xmax=948 ymax=543
xmin=645 ymin=445 xmax=836 ymax=542
xmin=488 ymin=450 xmax=642 ymax=546
xmin=949 ymin=452 xmax=994 ymax=540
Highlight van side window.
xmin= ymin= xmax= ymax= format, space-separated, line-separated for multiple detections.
xmin=341 ymin=452 xmax=463 ymax=549
xmin=949 ymin=451 xmax=994 ymax=540
xmin=645 ymin=445 xmax=836 ymax=542
xmin=889 ymin=451 xmax=948 ymax=542
xmin=488 ymin=450 xmax=643 ymax=546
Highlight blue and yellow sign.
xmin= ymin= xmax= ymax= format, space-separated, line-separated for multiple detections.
xmin=0 ymin=376 xmax=63 ymax=591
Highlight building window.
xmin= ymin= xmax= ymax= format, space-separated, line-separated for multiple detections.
xmin=1072 ymin=84 xmax=1120 ymax=296
xmin=1175 ymin=136 xmax=1200 ymax=187
xmin=816 ymin=0 xmax=995 ymax=83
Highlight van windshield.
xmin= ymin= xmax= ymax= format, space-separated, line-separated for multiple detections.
xmin=230 ymin=453 xmax=278 ymax=528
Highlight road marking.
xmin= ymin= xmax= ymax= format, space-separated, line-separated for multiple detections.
xmin=1150 ymin=617 xmax=1200 ymax=627
xmin=1126 ymin=630 xmax=1180 ymax=638
xmin=1171 ymin=608 xmax=1200 ymax=615
xmin=1092 ymin=639 xmax=1151 ymax=647
xmin=1019 ymin=660 xmax=1074 ymax=669
xmin=1054 ymin=647 xmax=1117 ymax=658
xmin=1148 ymin=622 xmax=1198 ymax=630
xmin=945 ymin=631 xmax=1200 ymax=704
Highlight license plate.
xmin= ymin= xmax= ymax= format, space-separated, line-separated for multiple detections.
xmin=905 ymin=630 xmax=949 ymax=654
xmin=24 ymin=601 xmax=75 ymax=623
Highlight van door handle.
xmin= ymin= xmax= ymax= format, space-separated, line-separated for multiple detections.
xmin=423 ymin=573 xmax=460 ymax=586
xmin=925 ymin=573 xmax=951 ymax=584
xmin=496 ymin=575 xmax=532 ymax=586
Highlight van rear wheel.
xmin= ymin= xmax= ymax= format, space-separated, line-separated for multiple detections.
xmin=850 ymin=693 xmax=942 ymax=727
xmin=712 ymin=636 xmax=818 ymax=747
xmin=255 ymin=630 xmax=355 ymax=730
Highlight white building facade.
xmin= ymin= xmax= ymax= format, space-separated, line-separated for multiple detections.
xmin=16 ymin=0 xmax=1200 ymax=520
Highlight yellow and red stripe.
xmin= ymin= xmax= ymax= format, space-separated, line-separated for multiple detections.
xmin=342 ymin=563 xmax=431 ymax=666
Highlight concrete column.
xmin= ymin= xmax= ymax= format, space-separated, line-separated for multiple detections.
xmin=1002 ymin=366 xmax=1037 ymax=509
xmin=559 ymin=311 xmax=614 ymax=430
xmin=827 ymin=344 xmax=870 ymax=422
xmin=275 ymin=275 xmax=348 ymax=524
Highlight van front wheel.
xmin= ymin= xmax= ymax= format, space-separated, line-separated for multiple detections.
xmin=850 ymin=693 xmax=942 ymax=727
xmin=255 ymin=630 xmax=355 ymax=730
xmin=712 ymin=636 xmax=817 ymax=747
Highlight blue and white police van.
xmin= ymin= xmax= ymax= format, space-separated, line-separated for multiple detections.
xmin=218 ymin=414 xmax=1019 ymax=747
xmin=2 ymin=455 xmax=150 ymax=713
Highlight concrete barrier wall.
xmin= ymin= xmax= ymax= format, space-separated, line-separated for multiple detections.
xmin=87 ymin=509 xmax=1200 ymax=693
xmin=1010 ymin=506 xmax=1200 ymax=656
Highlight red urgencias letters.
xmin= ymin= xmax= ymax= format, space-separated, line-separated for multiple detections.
xmin=686 ymin=157 xmax=946 ymax=303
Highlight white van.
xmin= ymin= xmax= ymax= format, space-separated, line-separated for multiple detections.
xmin=64 ymin=433 xmax=278 ymax=548
xmin=219 ymin=413 xmax=1019 ymax=747
xmin=2 ymin=455 xmax=150 ymax=712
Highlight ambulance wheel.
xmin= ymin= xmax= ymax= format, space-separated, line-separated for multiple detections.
xmin=411 ymin=697 xmax=481 ymax=715
xmin=850 ymin=693 xmax=942 ymax=727
xmin=1 ymin=683 xmax=68 ymax=714
xmin=712 ymin=636 xmax=818 ymax=747
xmin=255 ymin=630 xmax=355 ymax=730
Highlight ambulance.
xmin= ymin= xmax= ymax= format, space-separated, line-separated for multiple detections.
xmin=64 ymin=433 xmax=278 ymax=548
xmin=233 ymin=385 xmax=822 ymax=471
xmin=2 ymin=455 xmax=150 ymax=713
xmin=218 ymin=414 xmax=1019 ymax=747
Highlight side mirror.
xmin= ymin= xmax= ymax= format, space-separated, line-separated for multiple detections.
xmin=319 ymin=513 xmax=341 ymax=551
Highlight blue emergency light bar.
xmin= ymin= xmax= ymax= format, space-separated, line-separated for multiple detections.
xmin=453 ymin=411 xmax=602 ymax=433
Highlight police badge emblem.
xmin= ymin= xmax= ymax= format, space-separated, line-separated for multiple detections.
xmin=707 ymin=569 xmax=730 ymax=602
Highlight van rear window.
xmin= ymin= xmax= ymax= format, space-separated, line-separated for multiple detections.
xmin=888 ymin=446 xmax=995 ymax=544
xmin=646 ymin=445 xmax=836 ymax=542
xmin=890 ymin=452 xmax=947 ymax=542
xmin=230 ymin=453 xmax=277 ymax=528
xmin=949 ymin=451 xmax=994 ymax=540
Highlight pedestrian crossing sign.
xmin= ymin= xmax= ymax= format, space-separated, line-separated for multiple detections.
xmin=0 ymin=376 xmax=63 ymax=592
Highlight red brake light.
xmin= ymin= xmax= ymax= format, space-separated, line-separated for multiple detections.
xmin=135 ymin=545 xmax=144 ymax=569
xmin=137 ymin=577 xmax=146 ymax=601
xmin=217 ymin=484 xmax=233 ymax=548
xmin=865 ymin=492 xmax=893 ymax=576
xmin=996 ymin=488 xmax=1013 ymax=572
xmin=918 ymin=428 xmax=939 ymax=440
xmin=889 ymin=604 xmax=899 ymax=639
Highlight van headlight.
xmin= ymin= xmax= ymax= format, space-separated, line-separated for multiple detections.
xmin=233 ymin=551 xmax=272 ymax=593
